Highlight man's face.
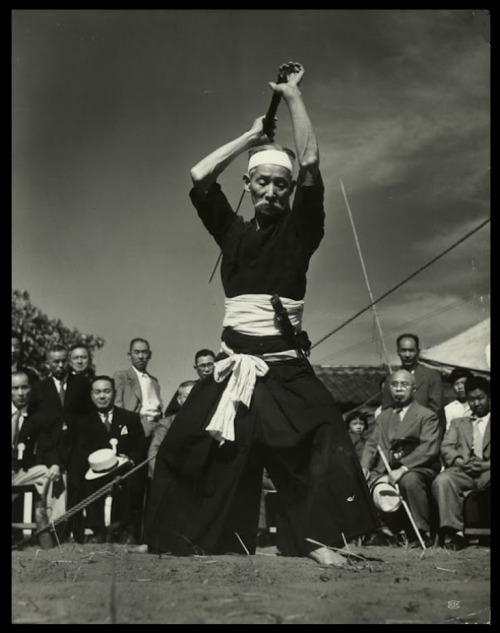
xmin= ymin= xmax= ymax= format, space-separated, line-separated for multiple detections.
xmin=452 ymin=377 xmax=468 ymax=402
xmin=12 ymin=373 xmax=31 ymax=409
xmin=129 ymin=341 xmax=151 ymax=372
xmin=69 ymin=347 xmax=90 ymax=374
xmin=194 ymin=355 xmax=215 ymax=379
xmin=389 ymin=370 xmax=416 ymax=406
xmin=91 ymin=379 xmax=115 ymax=411
xmin=176 ymin=384 xmax=194 ymax=406
xmin=467 ymin=388 xmax=490 ymax=418
xmin=397 ymin=337 xmax=419 ymax=370
xmin=47 ymin=350 xmax=69 ymax=380
xmin=244 ymin=165 xmax=295 ymax=227
xmin=12 ymin=337 xmax=22 ymax=364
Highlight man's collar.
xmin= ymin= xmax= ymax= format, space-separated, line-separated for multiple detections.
xmin=98 ymin=407 xmax=114 ymax=417
xmin=131 ymin=365 xmax=148 ymax=378
xmin=12 ymin=402 xmax=28 ymax=416
xmin=471 ymin=412 xmax=490 ymax=423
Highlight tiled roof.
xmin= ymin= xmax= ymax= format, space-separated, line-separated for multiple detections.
xmin=314 ymin=363 xmax=458 ymax=414
xmin=313 ymin=365 xmax=388 ymax=413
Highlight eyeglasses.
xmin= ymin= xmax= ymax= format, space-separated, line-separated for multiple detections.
xmin=390 ymin=381 xmax=411 ymax=388
xmin=196 ymin=363 xmax=214 ymax=369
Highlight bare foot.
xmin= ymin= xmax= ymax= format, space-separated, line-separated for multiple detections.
xmin=308 ymin=546 xmax=347 ymax=568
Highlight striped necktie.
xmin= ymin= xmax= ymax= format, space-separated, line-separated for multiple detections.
xmin=471 ymin=417 xmax=483 ymax=459
xmin=12 ymin=409 xmax=21 ymax=448
xmin=57 ymin=380 xmax=66 ymax=405
xmin=103 ymin=412 xmax=111 ymax=434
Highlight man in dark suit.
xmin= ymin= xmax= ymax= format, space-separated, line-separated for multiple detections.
xmin=432 ymin=376 xmax=490 ymax=550
xmin=75 ymin=375 xmax=147 ymax=543
xmin=113 ymin=338 xmax=163 ymax=441
xmin=381 ymin=333 xmax=445 ymax=435
xmin=11 ymin=371 xmax=60 ymax=548
xmin=361 ymin=369 xmax=441 ymax=546
xmin=35 ymin=344 xmax=93 ymax=542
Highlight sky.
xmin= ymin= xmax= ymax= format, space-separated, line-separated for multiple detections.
xmin=12 ymin=10 xmax=490 ymax=401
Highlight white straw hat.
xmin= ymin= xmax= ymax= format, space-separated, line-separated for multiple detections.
xmin=371 ymin=480 xmax=402 ymax=513
xmin=85 ymin=448 xmax=128 ymax=481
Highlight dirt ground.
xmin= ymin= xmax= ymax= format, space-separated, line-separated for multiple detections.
xmin=12 ymin=539 xmax=490 ymax=624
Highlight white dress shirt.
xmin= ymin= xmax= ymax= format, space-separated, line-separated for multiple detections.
xmin=471 ymin=412 xmax=490 ymax=458
xmin=444 ymin=400 xmax=471 ymax=431
xmin=132 ymin=366 xmax=161 ymax=415
xmin=11 ymin=403 xmax=28 ymax=444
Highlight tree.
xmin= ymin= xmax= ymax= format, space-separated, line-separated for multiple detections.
xmin=12 ymin=289 xmax=105 ymax=378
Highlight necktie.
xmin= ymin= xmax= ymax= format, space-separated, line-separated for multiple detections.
xmin=58 ymin=380 xmax=66 ymax=405
xmin=471 ymin=418 xmax=483 ymax=459
xmin=393 ymin=406 xmax=402 ymax=419
xmin=12 ymin=409 xmax=21 ymax=448
xmin=103 ymin=413 xmax=111 ymax=434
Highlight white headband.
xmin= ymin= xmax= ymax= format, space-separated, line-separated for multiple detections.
xmin=248 ymin=149 xmax=294 ymax=174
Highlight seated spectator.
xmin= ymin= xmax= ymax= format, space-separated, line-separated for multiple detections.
xmin=345 ymin=412 xmax=369 ymax=461
xmin=75 ymin=375 xmax=147 ymax=544
xmin=11 ymin=371 xmax=60 ymax=548
xmin=444 ymin=368 xmax=473 ymax=433
xmin=12 ymin=331 xmax=39 ymax=385
xmin=361 ymin=369 xmax=441 ymax=548
xmin=381 ymin=334 xmax=445 ymax=436
xmin=69 ymin=343 xmax=95 ymax=380
xmin=148 ymin=380 xmax=196 ymax=479
xmin=432 ymin=376 xmax=490 ymax=551
xmin=164 ymin=349 xmax=216 ymax=417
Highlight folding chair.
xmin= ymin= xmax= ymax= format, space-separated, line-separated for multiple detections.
xmin=464 ymin=488 xmax=490 ymax=541
xmin=12 ymin=484 xmax=37 ymax=538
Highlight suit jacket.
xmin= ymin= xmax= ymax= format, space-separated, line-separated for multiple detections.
xmin=113 ymin=367 xmax=162 ymax=414
xmin=381 ymin=364 xmax=444 ymax=414
xmin=74 ymin=406 xmax=147 ymax=477
xmin=34 ymin=373 xmax=94 ymax=468
xmin=361 ymin=400 xmax=441 ymax=475
xmin=348 ymin=431 xmax=366 ymax=462
xmin=440 ymin=415 xmax=491 ymax=467
xmin=12 ymin=405 xmax=58 ymax=471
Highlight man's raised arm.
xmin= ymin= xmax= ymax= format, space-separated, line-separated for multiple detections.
xmin=190 ymin=116 xmax=271 ymax=193
xmin=270 ymin=62 xmax=319 ymax=184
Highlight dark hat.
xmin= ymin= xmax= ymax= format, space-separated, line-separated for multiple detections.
xmin=449 ymin=368 xmax=473 ymax=384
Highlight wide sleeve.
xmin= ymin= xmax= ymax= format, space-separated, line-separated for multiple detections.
xmin=189 ymin=183 xmax=238 ymax=249
xmin=289 ymin=170 xmax=325 ymax=256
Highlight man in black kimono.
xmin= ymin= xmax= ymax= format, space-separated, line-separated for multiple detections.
xmin=144 ymin=61 xmax=378 ymax=567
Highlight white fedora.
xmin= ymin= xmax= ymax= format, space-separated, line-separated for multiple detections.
xmin=371 ymin=480 xmax=402 ymax=513
xmin=85 ymin=448 xmax=128 ymax=481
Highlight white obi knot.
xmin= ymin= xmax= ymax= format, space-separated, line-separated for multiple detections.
xmin=205 ymin=354 xmax=269 ymax=445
